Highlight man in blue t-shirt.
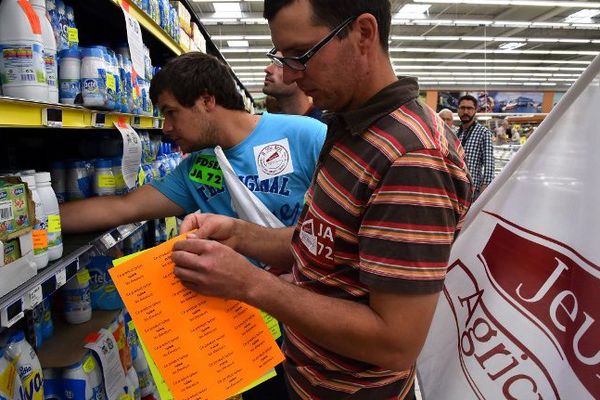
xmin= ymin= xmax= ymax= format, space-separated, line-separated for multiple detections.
xmin=60 ymin=52 xmax=326 ymax=235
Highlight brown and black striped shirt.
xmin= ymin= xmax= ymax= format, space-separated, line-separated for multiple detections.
xmin=283 ymin=78 xmax=472 ymax=399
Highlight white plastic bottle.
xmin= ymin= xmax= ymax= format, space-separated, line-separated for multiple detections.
xmin=5 ymin=330 xmax=44 ymax=400
xmin=20 ymin=174 xmax=49 ymax=270
xmin=126 ymin=367 xmax=141 ymax=400
xmin=34 ymin=172 xmax=63 ymax=260
xmin=0 ymin=0 xmax=48 ymax=101
xmin=31 ymin=0 xmax=58 ymax=103
xmin=42 ymin=368 xmax=62 ymax=400
xmin=132 ymin=344 xmax=155 ymax=398
xmin=57 ymin=48 xmax=80 ymax=104
xmin=62 ymin=269 xmax=92 ymax=324
xmin=93 ymin=159 xmax=115 ymax=197
xmin=62 ymin=353 xmax=105 ymax=400
xmin=0 ymin=346 xmax=22 ymax=400
xmin=80 ymin=47 xmax=107 ymax=108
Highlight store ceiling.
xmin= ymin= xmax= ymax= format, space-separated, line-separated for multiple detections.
xmin=189 ymin=0 xmax=600 ymax=97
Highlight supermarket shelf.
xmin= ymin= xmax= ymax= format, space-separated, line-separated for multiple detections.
xmin=0 ymin=97 xmax=162 ymax=129
xmin=0 ymin=221 xmax=147 ymax=328
xmin=113 ymin=0 xmax=184 ymax=56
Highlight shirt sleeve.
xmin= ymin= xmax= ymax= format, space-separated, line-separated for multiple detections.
xmin=150 ymin=155 xmax=199 ymax=214
xmin=482 ymin=128 xmax=495 ymax=186
xmin=358 ymin=149 xmax=466 ymax=294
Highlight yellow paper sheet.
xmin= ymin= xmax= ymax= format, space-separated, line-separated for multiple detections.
xmin=109 ymin=233 xmax=285 ymax=400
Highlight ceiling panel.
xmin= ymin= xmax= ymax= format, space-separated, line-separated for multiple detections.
xmin=189 ymin=0 xmax=600 ymax=96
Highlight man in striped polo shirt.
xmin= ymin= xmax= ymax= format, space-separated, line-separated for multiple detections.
xmin=171 ymin=1 xmax=473 ymax=399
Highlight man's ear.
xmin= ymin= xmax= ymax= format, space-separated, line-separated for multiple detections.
xmin=354 ymin=13 xmax=378 ymax=55
xmin=195 ymin=95 xmax=217 ymax=111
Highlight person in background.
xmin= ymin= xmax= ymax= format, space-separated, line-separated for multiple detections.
xmin=438 ymin=108 xmax=456 ymax=131
xmin=457 ymin=94 xmax=495 ymax=199
xmin=263 ymin=50 xmax=324 ymax=121
xmin=170 ymin=1 xmax=472 ymax=399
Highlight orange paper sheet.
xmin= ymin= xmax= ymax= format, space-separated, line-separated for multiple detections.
xmin=109 ymin=233 xmax=285 ymax=400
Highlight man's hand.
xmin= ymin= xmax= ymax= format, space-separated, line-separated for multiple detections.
xmin=181 ymin=213 xmax=241 ymax=251
xmin=171 ymin=237 xmax=261 ymax=301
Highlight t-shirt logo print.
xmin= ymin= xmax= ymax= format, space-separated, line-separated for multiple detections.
xmin=299 ymin=211 xmax=335 ymax=268
xmin=258 ymin=144 xmax=289 ymax=176
xmin=254 ymin=138 xmax=295 ymax=182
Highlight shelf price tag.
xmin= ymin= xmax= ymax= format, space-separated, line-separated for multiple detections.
xmin=29 ymin=285 xmax=43 ymax=308
xmin=100 ymin=233 xmax=117 ymax=249
xmin=153 ymin=118 xmax=162 ymax=129
xmin=42 ymin=108 xmax=63 ymax=128
xmin=132 ymin=115 xmax=141 ymax=128
xmin=56 ymin=268 xmax=67 ymax=288
xmin=92 ymin=112 xmax=106 ymax=128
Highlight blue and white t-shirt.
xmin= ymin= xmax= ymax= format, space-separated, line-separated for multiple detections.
xmin=151 ymin=112 xmax=327 ymax=227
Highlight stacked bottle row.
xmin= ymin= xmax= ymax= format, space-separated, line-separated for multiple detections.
xmin=0 ymin=0 xmax=159 ymax=115
xmin=0 ymin=308 xmax=159 ymax=400
xmin=131 ymin=0 xmax=180 ymax=43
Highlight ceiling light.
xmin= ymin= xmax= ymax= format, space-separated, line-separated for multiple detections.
xmin=499 ymin=42 xmax=526 ymax=50
xmin=528 ymin=38 xmax=559 ymax=42
xmin=212 ymin=2 xmax=241 ymax=12
xmin=396 ymin=4 xmax=431 ymax=19
xmin=227 ymin=40 xmax=249 ymax=47
xmin=565 ymin=9 xmax=600 ymax=23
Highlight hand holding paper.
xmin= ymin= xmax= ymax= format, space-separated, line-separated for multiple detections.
xmin=181 ymin=213 xmax=242 ymax=250
xmin=172 ymin=237 xmax=262 ymax=301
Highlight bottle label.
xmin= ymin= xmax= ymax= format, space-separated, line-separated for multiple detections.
xmin=48 ymin=214 xmax=62 ymax=247
xmin=0 ymin=44 xmax=46 ymax=85
xmin=0 ymin=360 xmax=16 ymax=398
xmin=32 ymin=229 xmax=48 ymax=254
xmin=18 ymin=367 xmax=43 ymax=400
xmin=67 ymin=27 xmax=79 ymax=45
xmin=106 ymin=73 xmax=116 ymax=92
xmin=59 ymin=78 xmax=80 ymax=100
xmin=63 ymin=287 xmax=91 ymax=312
xmin=98 ymin=175 xmax=116 ymax=188
xmin=82 ymin=75 xmax=105 ymax=99
xmin=44 ymin=52 xmax=57 ymax=88
xmin=82 ymin=355 xmax=95 ymax=374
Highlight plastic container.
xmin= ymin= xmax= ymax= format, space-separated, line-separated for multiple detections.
xmin=112 ymin=157 xmax=127 ymax=196
xmin=58 ymin=48 xmax=80 ymax=104
xmin=32 ymin=302 xmax=44 ymax=348
xmin=41 ymin=297 xmax=54 ymax=340
xmin=93 ymin=159 xmax=115 ymax=197
xmin=5 ymin=330 xmax=44 ymax=400
xmin=20 ymin=174 xmax=49 ymax=270
xmin=62 ymin=268 xmax=92 ymax=324
xmin=127 ymin=367 xmax=141 ymax=400
xmin=49 ymin=161 xmax=66 ymax=203
xmin=132 ymin=344 xmax=155 ymax=398
xmin=66 ymin=160 xmax=91 ymax=200
xmin=42 ymin=368 xmax=63 ymax=400
xmin=31 ymin=0 xmax=58 ymax=103
xmin=80 ymin=47 xmax=107 ymax=108
xmin=62 ymin=353 xmax=105 ymax=400
xmin=0 ymin=0 xmax=48 ymax=102
xmin=55 ymin=0 xmax=68 ymax=51
xmin=0 ymin=346 xmax=22 ymax=400
xmin=35 ymin=172 xmax=63 ymax=261
xmin=65 ymin=6 xmax=77 ymax=49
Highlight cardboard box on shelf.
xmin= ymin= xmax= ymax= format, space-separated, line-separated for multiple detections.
xmin=191 ymin=23 xmax=206 ymax=53
xmin=0 ymin=231 xmax=36 ymax=297
xmin=0 ymin=176 xmax=35 ymax=241
xmin=179 ymin=28 xmax=191 ymax=52
xmin=171 ymin=1 xmax=191 ymax=37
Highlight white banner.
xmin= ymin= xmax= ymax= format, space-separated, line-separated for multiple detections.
xmin=417 ymin=54 xmax=600 ymax=400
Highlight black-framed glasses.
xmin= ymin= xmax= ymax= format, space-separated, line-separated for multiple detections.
xmin=266 ymin=16 xmax=357 ymax=71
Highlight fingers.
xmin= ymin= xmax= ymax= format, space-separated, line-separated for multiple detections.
xmin=172 ymin=237 xmax=216 ymax=255
xmin=180 ymin=213 xmax=203 ymax=233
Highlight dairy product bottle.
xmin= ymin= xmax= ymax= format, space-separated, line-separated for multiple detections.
xmin=112 ymin=157 xmax=127 ymax=196
xmin=93 ymin=159 xmax=115 ymax=197
xmin=132 ymin=345 xmax=155 ymax=398
xmin=20 ymin=174 xmax=49 ymax=270
xmin=62 ymin=353 xmax=105 ymax=400
xmin=42 ymin=368 xmax=62 ymax=400
xmin=41 ymin=298 xmax=54 ymax=340
xmin=45 ymin=0 xmax=60 ymax=46
xmin=80 ymin=47 xmax=107 ymax=108
xmin=31 ymin=0 xmax=58 ymax=103
xmin=65 ymin=6 xmax=77 ymax=49
xmin=32 ymin=303 xmax=44 ymax=348
xmin=6 ymin=331 xmax=44 ymax=400
xmin=62 ymin=269 xmax=92 ymax=324
xmin=34 ymin=172 xmax=63 ymax=261
xmin=57 ymin=48 xmax=80 ymax=105
xmin=55 ymin=0 xmax=68 ymax=51
xmin=125 ymin=367 xmax=140 ymax=400
xmin=0 ymin=0 xmax=48 ymax=101
xmin=0 ymin=346 xmax=22 ymax=400
xmin=49 ymin=161 xmax=66 ymax=203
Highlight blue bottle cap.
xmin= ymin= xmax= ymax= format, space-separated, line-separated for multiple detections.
xmin=58 ymin=47 xmax=80 ymax=59
xmin=95 ymin=159 xmax=112 ymax=168
xmin=112 ymin=157 xmax=122 ymax=167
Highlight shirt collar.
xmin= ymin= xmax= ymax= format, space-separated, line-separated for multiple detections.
xmin=332 ymin=77 xmax=420 ymax=136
